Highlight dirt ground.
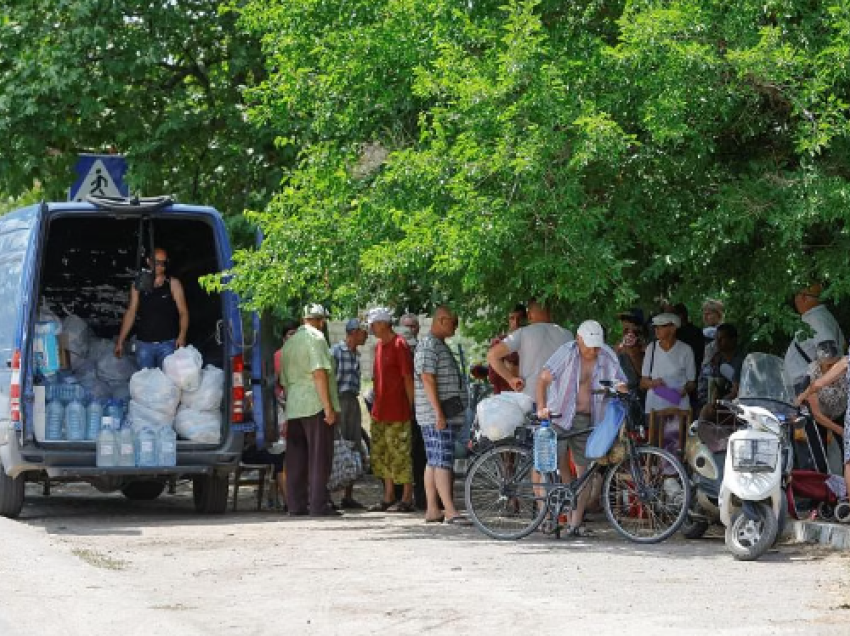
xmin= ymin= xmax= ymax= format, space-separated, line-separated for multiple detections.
xmin=1 ymin=476 xmax=850 ymax=636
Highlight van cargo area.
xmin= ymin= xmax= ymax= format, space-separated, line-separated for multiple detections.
xmin=0 ymin=200 xmax=258 ymax=518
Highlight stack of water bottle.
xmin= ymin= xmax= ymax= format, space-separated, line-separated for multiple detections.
xmin=43 ymin=379 xmax=177 ymax=468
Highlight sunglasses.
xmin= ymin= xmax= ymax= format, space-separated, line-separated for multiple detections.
xmin=154 ymin=259 xmax=168 ymax=266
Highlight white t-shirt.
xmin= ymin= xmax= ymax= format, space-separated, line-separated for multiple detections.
xmin=503 ymin=322 xmax=573 ymax=399
xmin=641 ymin=340 xmax=696 ymax=413
xmin=784 ymin=304 xmax=846 ymax=386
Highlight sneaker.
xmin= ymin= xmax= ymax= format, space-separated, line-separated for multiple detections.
xmin=340 ymin=498 xmax=366 ymax=510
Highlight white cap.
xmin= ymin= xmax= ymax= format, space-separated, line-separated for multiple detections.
xmin=577 ymin=320 xmax=605 ymax=348
xmin=367 ymin=307 xmax=393 ymax=325
xmin=651 ymin=312 xmax=681 ymax=328
xmin=302 ymin=303 xmax=329 ymax=319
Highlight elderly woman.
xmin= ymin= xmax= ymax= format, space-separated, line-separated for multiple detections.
xmin=615 ymin=309 xmax=646 ymax=398
xmin=797 ymin=340 xmax=850 ymax=516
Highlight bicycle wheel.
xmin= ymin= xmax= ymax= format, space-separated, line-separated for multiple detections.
xmin=464 ymin=444 xmax=550 ymax=540
xmin=602 ymin=445 xmax=691 ymax=544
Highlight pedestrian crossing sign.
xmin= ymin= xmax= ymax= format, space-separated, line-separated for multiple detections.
xmin=69 ymin=154 xmax=129 ymax=201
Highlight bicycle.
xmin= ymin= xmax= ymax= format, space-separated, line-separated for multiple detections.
xmin=463 ymin=383 xmax=691 ymax=543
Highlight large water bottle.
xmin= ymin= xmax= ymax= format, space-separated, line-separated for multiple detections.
xmin=533 ymin=419 xmax=558 ymax=473
xmin=46 ymin=400 xmax=65 ymax=441
xmin=157 ymin=426 xmax=177 ymax=467
xmin=117 ymin=427 xmax=136 ymax=467
xmin=108 ymin=400 xmax=126 ymax=429
xmin=64 ymin=396 xmax=86 ymax=441
xmin=86 ymin=400 xmax=103 ymax=440
xmin=136 ymin=428 xmax=157 ymax=467
xmin=96 ymin=423 xmax=117 ymax=467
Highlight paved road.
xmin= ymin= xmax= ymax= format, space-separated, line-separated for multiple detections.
xmin=1 ymin=481 xmax=849 ymax=636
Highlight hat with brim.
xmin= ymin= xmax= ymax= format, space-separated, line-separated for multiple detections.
xmin=577 ymin=320 xmax=605 ymax=348
xmin=345 ymin=318 xmax=367 ymax=333
xmin=651 ymin=312 xmax=681 ymax=328
xmin=367 ymin=307 xmax=393 ymax=325
xmin=302 ymin=303 xmax=329 ymax=319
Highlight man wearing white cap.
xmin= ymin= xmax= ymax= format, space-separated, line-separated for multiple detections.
xmin=537 ymin=320 xmax=626 ymax=536
xmin=280 ymin=303 xmax=341 ymax=517
xmin=640 ymin=312 xmax=696 ymax=414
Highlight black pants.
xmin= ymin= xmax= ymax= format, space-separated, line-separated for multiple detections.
xmin=395 ymin=417 xmax=427 ymax=507
xmin=286 ymin=412 xmax=333 ymax=515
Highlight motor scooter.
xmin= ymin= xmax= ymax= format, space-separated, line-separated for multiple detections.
xmin=716 ymin=353 xmax=797 ymax=561
xmin=682 ymin=418 xmax=734 ymax=538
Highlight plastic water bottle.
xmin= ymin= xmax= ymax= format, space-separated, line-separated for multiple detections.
xmin=64 ymin=396 xmax=86 ymax=441
xmin=86 ymin=400 xmax=103 ymax=440
xmin=157 ymin=426 xmax=177 ymax=467
xmin=533 ymin=419 xmax=558 ymax=473
xmin=136 ymin=428 xmax=157 ymax=467
xmin=96 ymin=423 xmax=117 ymax=467
xmin=46 ymin=400 xmax=64 ymax=441
xmin=117 ymin=427 xmax=136 ymax=467
xmin=108 ymin=400 xmax=125 ymax=429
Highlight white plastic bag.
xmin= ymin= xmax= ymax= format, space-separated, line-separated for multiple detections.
xmin=97 ymin=350 xmax=137 ymax=383
xmin=129 ymin=368 xmax=181 ymax=415
xmin=163 ymin=345 xmax=203 ymax=391
xmin=128 ymin=399 xmax=174 ymax=431
xmin=61 ymin=314 xmax=91 ymax=357
xmin=476 ymin=394 xmax=527 ymax=441
xmin=87 ymin=338 xmax=115 ymax=363
xmin=180 ymin=365 xmax=224 ymax=411
xmin=495 ymin=391 xmax=534 ymax=414
xmin=174 ymin=406 xmax=221 ymax=443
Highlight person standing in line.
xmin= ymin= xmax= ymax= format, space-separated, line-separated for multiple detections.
xmin=398 ymin=312 xmax=427 ymax=510
xmin=280 ymin=304 xmax=341 ymax=517
xmin=331 ymin=318 xmax=369 ymax=509
xmin=487 ymin=300 xmax=572 ymax=401
xmin=367 ymin=308 xmax=416 ymax=513
xmin=414 ymin=306 xmax=469 ymax=525
xmin=701 ymin=299 xmax=725 ymax=362
xmin=487 ymin=304 xmax=527 ymax=394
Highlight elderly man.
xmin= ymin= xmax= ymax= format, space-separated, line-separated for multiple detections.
xmin=331 ymin=318 xmax=368 ymax=509
xmin=537 ymin=320 xmax=627 ymax=536
xmin=280 ymin=303 xmax=341 ymax=517
xmin=414 ymin=306 xmax=469 ymax=524
xmin=701 ymin=299 xmax=725 ymax=362
xmin=487 ymin=300 xmax=572 ymax=401
xmin=367 ymin=308 xmax=416 ymax=513
xmin=785 ymin=284 xmax=846 ymax=393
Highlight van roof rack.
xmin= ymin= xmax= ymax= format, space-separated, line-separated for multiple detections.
xmin=86 ymin=195 xmax=174 ymax=212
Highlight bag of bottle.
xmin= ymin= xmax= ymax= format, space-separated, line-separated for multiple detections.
xmin=61 ymin=313 xmax=91 ymax=357
xmin=174 ymin=406 xmax=221 ymax=443
xmin=97 ymin=349 xmax=138 ymax=383
xmin=476 ymin=394 xmax=526 ymax=441
xmin=128 ymin=399 xmax=174 ymax=431
xmin=129 ymin=368 xmax=181 ymax=415
xmin=163 ymin=345 xmax=203 ymax=391
xmin=180 ymin=365 xmax=224 ymax=411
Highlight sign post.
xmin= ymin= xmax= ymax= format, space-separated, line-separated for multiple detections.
xmin=69 ymin=154 xmax=129 ymax=201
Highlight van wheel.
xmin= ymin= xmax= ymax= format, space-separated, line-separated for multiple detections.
xmin=121 ymin=481 xmax=166 ymax=501
xmin=0 ymin=463 xmax=25 ymax=519
xmin=192 ymin=473 xmax=229 ymax=514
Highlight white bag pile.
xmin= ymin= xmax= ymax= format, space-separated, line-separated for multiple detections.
xmin=476 ymin=392 xmax=534 ymax=441
xmin=62 ymin=314 xmax=92 ymax=370
xmin=128 ymin=368 xmax=180 ymax=432
xmin=163 ymin=345 xmax=203 ymax=391
xmin=174 ymin=364 xmax=224 ymax=443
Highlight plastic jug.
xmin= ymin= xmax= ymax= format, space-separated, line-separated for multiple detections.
xmin=46 ymin=400 xmax=64 ymax=441
xmin=64 ymin=397 xmax=86 ymax=441
xmin=136 ymin=428 xmax=157 ymax=467
xmin=533 ymin=419 xmax=558 ymax=473
xmin=86 ymin=400 xmax=103 ymax=440
xmin=157 ymin=426 xmax=177 ymax=467
xmin=96 ymin=424 xmax=117 ymax=467
xmin=117 ymin=427 xmax=135 ymax=467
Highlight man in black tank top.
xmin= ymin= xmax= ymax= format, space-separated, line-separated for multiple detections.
xmin=115 ymin=247 xmax=190 ymax=369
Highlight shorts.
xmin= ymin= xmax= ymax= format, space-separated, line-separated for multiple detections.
xmin=338 ymin=393 xmax=363 ymax=450
xmin=371 ymin=420 xmax=413 ymax=484
xmin=421 ymin=425 xmax=455 ymax=470
xmin=557 ymin=413 xmax=592 ymax=468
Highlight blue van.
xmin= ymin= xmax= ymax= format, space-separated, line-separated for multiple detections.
xmin=0 ymin=196 xmax=269 ymax=517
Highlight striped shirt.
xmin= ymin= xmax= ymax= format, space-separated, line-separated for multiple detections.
xmin=414 ymin=333 xmax=468 ymax=427
xmin=331 ymin=341 xmax=361 ymax=395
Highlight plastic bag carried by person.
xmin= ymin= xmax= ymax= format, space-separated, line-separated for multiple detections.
xmin=476 ymin=394 xmax=527 ymax=441
xmin=129 ymin=368 xmax=181 ymax=415
xmin=180 ymin=365 xmax=224 ymax=411
xmin=174 ymin=406 xmax=221 ymax=443
xmin=62 ymin=314 xmax=91 ymax=357
xmin=163 ymin=345 xmax=203 ymax=391
xmin=128 ymin=399 xmax=174 ymax=431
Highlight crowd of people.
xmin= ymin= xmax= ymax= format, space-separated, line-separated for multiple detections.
xmin=256 ymin=284 xmax=850 ymax=527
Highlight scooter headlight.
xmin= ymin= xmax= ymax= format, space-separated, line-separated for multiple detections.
xmin=731 ymin=438 xmax=778 ymax=473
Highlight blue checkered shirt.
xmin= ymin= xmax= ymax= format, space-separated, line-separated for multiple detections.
xmin=331 ymin=341 xmax=361 ymax=395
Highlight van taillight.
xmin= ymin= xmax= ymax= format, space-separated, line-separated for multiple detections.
xmin=231 ymin=354 xmax=244 ymax=423
xmin=10 ymin=350 xmax=21 ymax=422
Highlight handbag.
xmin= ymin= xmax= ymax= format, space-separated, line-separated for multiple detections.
xmin=440 ymin=395 xmax=465 ymax=419
xmin=585 ymin=400 xmax=627 ymax=461
xmin=328 ymin=430 xmax=363 ymax=491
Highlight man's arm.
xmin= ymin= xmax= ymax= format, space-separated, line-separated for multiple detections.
xmin=311 ymin=368 xmax=337 ymax=425
xmin=487 ymin=341 xmax=524 ymax=392
xmin=421 ymin=372 xmax=445 ymax=430
xmin=170 ymin=278 xmax=190 ymax=348
xmin=536 ymin=369 xmax=553 ymax=418
xmin=114 ymin=286 xmax=140 ymax=358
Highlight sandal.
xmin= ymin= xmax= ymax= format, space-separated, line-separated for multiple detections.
xmin=387 ymin=501 xmax=416 ymax=513
xmin=424 ymin=515 xmax=445 ymax=524
xmin=443 ymin=515 xmax=472 ymax=526
xmin=367 ymin=500 xmax=395 ymax=512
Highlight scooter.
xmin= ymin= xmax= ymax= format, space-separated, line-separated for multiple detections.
xmin=682 ymin=418 xmax=733 ymax=538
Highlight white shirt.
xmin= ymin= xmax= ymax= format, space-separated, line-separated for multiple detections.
xmin=641 ymin=340 xmax=696 ymax=413
xmin=503 ymin=322 xmax=573 ymax=399
xmin=784 ymin=304 xmax=846 ymax=386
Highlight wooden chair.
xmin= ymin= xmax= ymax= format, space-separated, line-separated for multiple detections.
xmin=648 ymin=408 xmax=692 ymax=456
xmin=231 ymin=462 xmax=271 ymax=512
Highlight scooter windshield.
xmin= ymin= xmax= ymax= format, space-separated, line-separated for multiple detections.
xmin=736 ymin=352 xmax=797 ymax=420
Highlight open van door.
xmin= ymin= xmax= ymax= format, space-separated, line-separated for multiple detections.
xmin=247 ymin=230 xmax=277 ymax=449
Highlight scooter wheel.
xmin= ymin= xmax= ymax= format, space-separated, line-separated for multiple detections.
xmin=725 ymin=502 xmax=778 ymax=561
xmin=836 ymin=501 xmax=850 ymax=524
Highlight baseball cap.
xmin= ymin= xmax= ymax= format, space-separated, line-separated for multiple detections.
xmin=651 ymin=312 xmax=681 ymax=328
xmin=302 ymin=303 xmax=329 ymax=319
xmin=367 ymin=307 xmax=393 ymax=325
xmin=617 ymin=307 xmax=645 ymax=325
xmin=577 ymin=320 xmax=605 ymax=348
xmin=345 ymin=318 xmax=367 ymax=333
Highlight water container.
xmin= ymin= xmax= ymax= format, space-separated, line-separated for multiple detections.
xmin=96 ymin=425 xmax=117 ymax=467
xmin=533 ymin=419 xmax=558 ymax=473
xmin=86 ymin=400 xmax=103 ymax=440
xmin=108 ymin=400 xmax=126 ymax=429
xmin=46 ymin=400 xmax=64 ymax=441
xmin=136 ymin=428 xmax=157 ymax=467
xmin=117 ymin=427 xmax=135 ymax=467
xmin=64 ymin=397 xmax=86 ymax=441
xmin=157 ymin=426 xmax=177 ymax=467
